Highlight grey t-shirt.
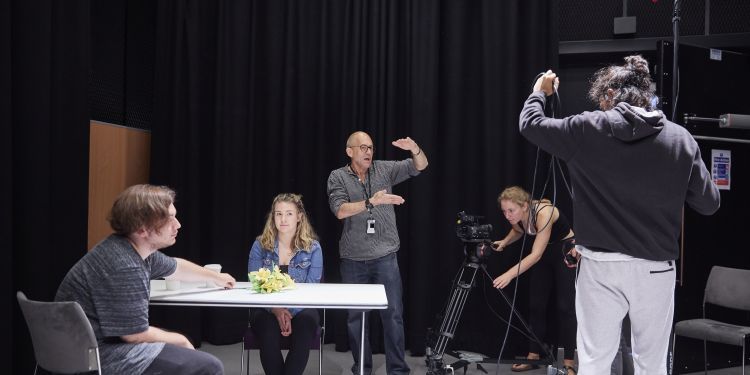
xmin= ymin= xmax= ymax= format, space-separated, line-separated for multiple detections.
xmin=327 ymin=159 xmax=420 ymax=261
xmin=55 ymin=234 xmax=177 ymax=374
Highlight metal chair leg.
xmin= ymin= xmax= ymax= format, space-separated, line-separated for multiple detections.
xmin=318 ymin=343 xmax=322 ymax=375
xmin=247 ymin=346 xmax=252 ymax=375
xmin=703 ymin=339 xmax=708 ymax=375
xmin=240 ymin=340 xmax=246 ymax=375
xmin=676 ymin=330 xmax=677 ymax=375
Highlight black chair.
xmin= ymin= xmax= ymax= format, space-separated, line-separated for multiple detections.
xmin=17 ymin=291 xmax=102 ymax=375
xmin=240 ymin=309 xmax=325 ymax=375
xmin=672 ymin=266 xmax=750 ymax=374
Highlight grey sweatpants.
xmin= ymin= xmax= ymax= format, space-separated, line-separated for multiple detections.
xmin=575 ymin=256 xmax=675 ymax=375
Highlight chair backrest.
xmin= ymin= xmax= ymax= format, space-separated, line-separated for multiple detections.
xmin=704 ymin=266 xmax=750 ymax=311
xmin=16 ymin=291 xmax=101 ymax=374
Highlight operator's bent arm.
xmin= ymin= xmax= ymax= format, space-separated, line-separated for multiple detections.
xmin=493 ymin=206 xmax=555 ymax=289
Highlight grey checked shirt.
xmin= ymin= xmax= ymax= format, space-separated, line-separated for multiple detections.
xmin=327 ymin=159 xmax=420 ymax=261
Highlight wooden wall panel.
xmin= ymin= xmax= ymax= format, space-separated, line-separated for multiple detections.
xmin=87 ymin=121 xmax=151 ymax=249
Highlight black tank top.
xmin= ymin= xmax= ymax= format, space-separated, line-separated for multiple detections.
xmin=520 ymin=204 xmax=573 ymax=244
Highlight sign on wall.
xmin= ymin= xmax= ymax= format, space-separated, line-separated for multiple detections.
xmin=711 ymin=149 xmax=731 ymax=190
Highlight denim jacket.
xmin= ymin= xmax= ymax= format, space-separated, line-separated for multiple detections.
xmin=247 ymin=239 xmax=323 ymax=315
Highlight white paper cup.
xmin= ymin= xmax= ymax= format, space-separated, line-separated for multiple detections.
xmin=204 ymin=264 xmax=222 ymax=287
xmin=205 ymin=264 xmax=222 ymax=273
xmin=165 ymin=279 xmax=181 ymax=291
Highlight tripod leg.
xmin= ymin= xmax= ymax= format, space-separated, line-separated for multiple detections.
xmin=426 ymin=261 xmax=482 ymax=374
xmin=480 ymin=265 xmax=557 ymax=367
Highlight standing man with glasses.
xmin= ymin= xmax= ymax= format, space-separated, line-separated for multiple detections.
xmin=327 ymin=131 xmax=428 ymax=375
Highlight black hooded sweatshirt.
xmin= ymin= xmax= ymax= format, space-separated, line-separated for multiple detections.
xmin=519 ymin=91 xmax=720 ymax=261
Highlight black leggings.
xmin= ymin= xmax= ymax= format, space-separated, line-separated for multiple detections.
xmin=250 ymin=308 xmax=320 ymax=375
xmin=528 ymin=242 xmax=577 ymax=360
xmin=143 ymin=343 xmax=224 ymax=375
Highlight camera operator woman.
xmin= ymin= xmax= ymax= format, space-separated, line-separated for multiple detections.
xmin=492 ymin=186 xmax=577 ymax=374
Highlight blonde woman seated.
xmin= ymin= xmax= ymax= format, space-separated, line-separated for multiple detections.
xmin=492 ymin=186 xmax=577 ymax=374
xmin=247 ymin=193 xmax=323 ymax=375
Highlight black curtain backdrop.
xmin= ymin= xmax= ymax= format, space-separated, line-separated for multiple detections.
xmin=6 ymin=0 xmax=91 ymax=374
xmin=1 ymin=0 xmax=12 ymax=371
xmin=5 ymin=0 xmax=746 ymax=372
xmin=149 ymin=0 xmax=560 ymax=359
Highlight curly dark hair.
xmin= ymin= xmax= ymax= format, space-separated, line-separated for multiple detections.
xmin=588 ymin=55 xmax=656 ymax=110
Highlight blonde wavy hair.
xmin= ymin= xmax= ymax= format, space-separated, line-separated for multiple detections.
xmin=258 ymin=193 xmax=318 ymax=252
xmin=497 ymin=186 xmax=551 ymax=210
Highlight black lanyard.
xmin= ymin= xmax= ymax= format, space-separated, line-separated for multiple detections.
xmin=351 ymin=164 xmax=373 ymax=216
xmin=361 ymin=169 xmax=372 ymax=200
xmin=350 ymin=163 xmax=372 ymax=199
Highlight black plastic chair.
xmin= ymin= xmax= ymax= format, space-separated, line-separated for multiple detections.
xmin=672 ymin=266 xmax=750 ymax=374
xmin=17 ymin=291 xmax=102 ymax=375
xmin=240 ymin=309 xmax=325 ymax=375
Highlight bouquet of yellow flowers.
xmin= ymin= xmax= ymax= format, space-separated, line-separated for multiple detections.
xmin=248 ymin=265 xmax=296 ymax=293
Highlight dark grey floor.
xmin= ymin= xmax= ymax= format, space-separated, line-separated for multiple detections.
xmin=200 ymin=342 xmax=534 ymax=374
xmin=199 ymin=342 xmax=748 ymax=375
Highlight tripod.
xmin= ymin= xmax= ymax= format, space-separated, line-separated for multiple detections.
xmin=425 ymin=241 xmax=559 ymax=375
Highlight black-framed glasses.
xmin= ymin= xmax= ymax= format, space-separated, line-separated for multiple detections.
xmin=349 ymin=144 xmax=374 ymax=153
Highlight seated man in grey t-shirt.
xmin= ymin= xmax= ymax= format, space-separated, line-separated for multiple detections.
xmin=55 ymin=184 xmax=236 ymax=374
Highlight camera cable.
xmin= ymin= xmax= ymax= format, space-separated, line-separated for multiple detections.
xmin=493 ymin=72 xmax=571 ymax=374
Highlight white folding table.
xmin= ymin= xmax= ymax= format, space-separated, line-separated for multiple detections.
xmin=150 ymin=281 xmax=388 ymax=375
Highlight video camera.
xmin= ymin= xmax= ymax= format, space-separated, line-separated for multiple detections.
xmin=455 ymin=211 xmax=493 ymax=264
xmin=455 ymin=211 xmax=492 ymax=243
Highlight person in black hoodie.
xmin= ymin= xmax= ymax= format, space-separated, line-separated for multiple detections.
xmin=518 ymin=55 xmax=720 ymax=375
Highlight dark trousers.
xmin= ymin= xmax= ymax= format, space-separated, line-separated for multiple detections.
xmin=143 ymin=343 xmax=224 ymax=375
xmin=340 ymin=252 xmax=410 ymax=375
xmin=250 ymin=308 xmax=320 ymax=375
xmin=528 ymin=243 xmax=578 ymax=360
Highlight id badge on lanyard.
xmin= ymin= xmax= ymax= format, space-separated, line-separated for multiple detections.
xmin=366 ymin=218 xmax=375 ymax=234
